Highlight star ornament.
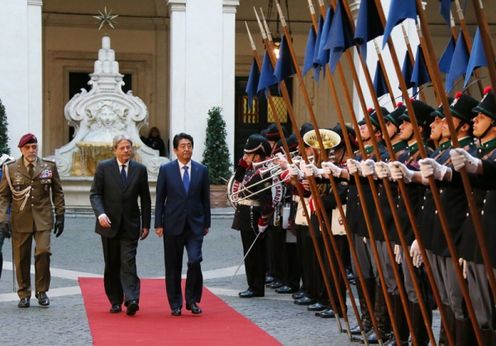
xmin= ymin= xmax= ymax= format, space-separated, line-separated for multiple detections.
xmin=93 ymin=6 xmax=119 ymax=31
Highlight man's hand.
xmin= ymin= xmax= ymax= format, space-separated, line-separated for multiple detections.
xmin=258 ymin=218 xmax=268 ymax=234
xmin=322 ymin=161 xmax=343 ymax=178
xmin=54 ymin=214 xmax=65 ymax=238
xmin=450 ymin=148 xmax=482 ymax=173
xmin=375 ymin=161 xmax=390 ymax=179
xmin=389 ymin=161 xmax=414 ymax=183
xmin=98 ymin=214 xmax=112 ymax=228
xmin=360 ymin=159 xmax=376 ymax=177
xmin=459 ymin=257 xmax=468 ymax=279
xmin=394 ymin=244 xmax=402 ymax=264
xmin=0 ymin=222 xmax=11 ymax=239
xmin=409 ymin=240 xmax=423 ymax=268
xmin=419 ymin=158 xmax=451 ymax=181
xmin=155 ymin=227 xmax=164 ymax=238
xmin=140 ymin=228 xmax=149 ymax=240
xmin=346 ymin=159 xmax=362 ymax=176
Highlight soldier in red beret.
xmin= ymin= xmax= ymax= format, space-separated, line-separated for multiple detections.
xmin=0 ymin=133 xmax=65 ymax=308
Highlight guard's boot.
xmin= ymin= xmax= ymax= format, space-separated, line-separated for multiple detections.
xmin=438 ymin=304 xmax=454 ymax=346
xmin=350 ymin=278 xmax=375 ymax=336
xmin=365 ymin=284 xmax=391 ymax=344
xmin=480 ymin=328 xmax=493 ymax=346
xmin=384 ymin=293 xmax=409 ymax=346
xmin=409 ymin=301 xmax=431 ymax=346
xmin=455 ymin=318 xmax=475 ymax=346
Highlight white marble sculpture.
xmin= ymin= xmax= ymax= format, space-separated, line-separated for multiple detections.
xmin=49 ymin=35 xmax=167 ymax=178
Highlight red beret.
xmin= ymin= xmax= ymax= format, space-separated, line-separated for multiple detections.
xmin=18 ymin=133 xmax=38 ymax=148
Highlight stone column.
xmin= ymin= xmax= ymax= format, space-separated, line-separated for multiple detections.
xmin=167 ymin=0 xmax=239 ymax=161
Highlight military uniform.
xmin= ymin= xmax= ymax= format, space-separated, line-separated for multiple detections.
xmin=0 ymin=156 xmax=64 ymax=299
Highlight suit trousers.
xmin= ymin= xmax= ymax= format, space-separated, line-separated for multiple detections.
xmin=467 ymin=262 xmax=495 ymax=328
xmin=13 ymin=227 xmax=51 ymax=298
xmin=164 ymin=230 xmax=203 ymax=310
xmin=101 ymin=235 xmax=140 ymax=305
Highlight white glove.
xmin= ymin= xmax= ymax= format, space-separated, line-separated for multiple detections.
xmin=409 ymin=240 xmax=423 ymax=268
xmin=347 ymin=159 xmax=362 ymax=176
xmin=450 ymin=148 xmax=482 ymax=173
xmin=389 ymin=161 xmax=414 ymax=183
xmin=419 ymin=158 xmax=451 ymax=181
xmin=459 ymin=257 xmax=468 ymax=279
xmin=394 ymin=244 xmax=402 ymax=264
xmin=360 ymin=159 xmax=376 ymax=177
xmin=275 ymin=152 xmax=289 ymax=170
xmin=304 ymin=163 xmax=323 ymax=178
xmin=288 ymin=163 xmax=299 ymax=177
xmin=322 ymin=161 xmax=343 ymax=178
xmin=375 ymin=161 xmax=390 ymax=179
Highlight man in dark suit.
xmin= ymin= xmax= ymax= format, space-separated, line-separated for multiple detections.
xmin=89 ymin=134 xmax=151 ymax=316
xmin=155 ymin=132 xmax=211 ymax=316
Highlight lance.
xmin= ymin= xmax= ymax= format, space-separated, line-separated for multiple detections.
xmin=452 ymin=0 xmax=484 ymax=95
xmin=416 ymin=0 xmax=496 ymax=322
xmin=258 ymin=7 xmax=356 ymax=337
xmin=469 ymin=0 xmax=496 ymax=88
xmin=252 ymin=9 xmax=348 ymax=336
xmin=360 ymin=0 xmax=487 ymax=343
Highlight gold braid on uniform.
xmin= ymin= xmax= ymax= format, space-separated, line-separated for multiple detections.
xmin=3 ymin=164 xmax=31 ymax=211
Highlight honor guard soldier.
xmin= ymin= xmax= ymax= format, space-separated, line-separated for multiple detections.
xmin=0 ymin=133 xmax=65 ymax=308
xmin=232 ymin=134 xmax=274 ymax=298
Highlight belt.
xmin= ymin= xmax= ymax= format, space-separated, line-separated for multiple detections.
xmin=237 ymin=199 xmax=261 ymax=207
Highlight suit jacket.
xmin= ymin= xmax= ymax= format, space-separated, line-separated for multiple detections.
xmin=89 ymin=158 xmax=151 ymax=239
xmin=154 ymin=160 xmax=211 ymax=236
xmin=0 ymin=157 xmax=64 ymax=232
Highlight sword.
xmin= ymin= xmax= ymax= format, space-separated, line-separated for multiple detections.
xmin=230 ymin=230 xmax=263 ymax=283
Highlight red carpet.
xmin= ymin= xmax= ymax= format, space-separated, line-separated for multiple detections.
xmin=79 ymin=278 xmax=280 ymax=345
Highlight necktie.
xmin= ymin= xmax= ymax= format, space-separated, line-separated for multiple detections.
xmin=183 ymin=166 xmax=190 ymax=193
xmin=120 ymin=165 xmax=127 ymax=185
xmin=28 ymin=164 xmax=34 ymax=178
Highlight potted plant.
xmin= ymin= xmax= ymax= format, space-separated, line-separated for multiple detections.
xmin=0 ymin=99 xmax=10 ymax=155
xmin=202 ymin=107 xmax=231 ymax=207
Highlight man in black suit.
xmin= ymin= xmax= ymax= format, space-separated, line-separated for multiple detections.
xmin=155 ymin=133 xmax=211 ymax=316
xmin=89 ymin=134 xmax=151 ymax=316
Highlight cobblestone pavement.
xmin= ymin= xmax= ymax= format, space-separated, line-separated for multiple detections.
xmin=0 ymin=210 xmax=440 ymax=345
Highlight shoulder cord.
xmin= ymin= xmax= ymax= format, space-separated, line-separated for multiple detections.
xmin=4 ymin=164 xmax=31 ymax=212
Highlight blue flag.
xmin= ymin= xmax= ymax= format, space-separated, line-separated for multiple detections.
xmin=401 ymin=51 xmax=415 ymax=89
xmin=439 ymin=36 xmax=456 ymax=74
xmin=257 ymin=52 xmax=278 ymax=94
xmin=373 ymin=61 xmax=388 ymax=97
xmin=439 ymin=0 xmax=452 ymax=26
xmin=354 ymin=0 xmax=384 ymax=59
xmin=274 ymin=35 xmax=296 ymax=82
xmin=324 ymin=0 xmax=354 ymax=73
xmin=382 ymin=0 xmax=417 ymax=47
xmin=312 ymin=16 xmax=324 ymax=81
xmin=303 ymin=26 xmax=317 ymax=76
xmin=464 ymin=28 xmax=488 ymax=88
xmin=411 ymin=45 xmax=431 ymax=87
xmin=245 ymin=58 xmax=260 ymax=110
xmin=446 ymin=33 xmax=468 ymax=92
xmin=315 ymin=7 xmax=333 ymax=67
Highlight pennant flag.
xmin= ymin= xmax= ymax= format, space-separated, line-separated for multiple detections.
xmin=303 ymin=26 xmax=317 ymax=76
xmin=382 ymin=0 xmax=417 ymax=47
xmin=312 ymin=16 xmax=324 ymax=81
xmin=439 ymin=0 xmax=453 ymax=26
xmin=245 ymin=58 xmax=260 ymax=110
xmin=257 ymin=52 xmax=278 ymax=94
xmin=411 ymin=45 xmax=431 ymax=87
xmin=445 ymin=33 xmax=469 ymax=92
xmin=464 ymin=28 xmax=488 ymax=88
xmin=373 ymin=61 xmax=388 ymax=97
xmin=354 ymin=0 xmax=384 ymax=59
xmin=315 ymin=7 xmax=333 ymax=67
xmin=401 ymin=51 xmax=415 ymax=89
xmin=274 ymin=35 xmax=296 ymax=82
xmin=439 ymin=36 xmax=456 ymax=74
xmin=324 ymin=0 xmax=354 ymax=73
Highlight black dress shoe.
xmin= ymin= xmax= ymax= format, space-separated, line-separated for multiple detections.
xmin=18 ymin=297 xmax=30 ymax=308
xmin=186 ymin=302 xmax=202 ymax=315
xmin=275 ymin=285 xmax=296 ymax=294
xmin=126 ymin=300 xmax=139 ymax=316
xmin=265 ymin=275 xmax=275 ymax=284
xmin=294 ymin=296 xmax=316 ymax=306
xmin=171 ymin=308 xmax=181 ymax=316
xmin=365 ymin=329 xmax=389 ymax=344
xmin=292 ymin=291 xmax=306 ymax=300
xmin=109 ymin=304 xmax=122 ymax=313
xmin=267 ymin=280 xmax=283 ymax=289
xmin=238 ymin=289 xmax=264 ymax=298
xmin=307 ymin=302 xmax=327 ymax=311
xmin=35 ymin=292 xmax=50 ymax=306
xmin=349 ymin=324 xmax=369 ymax=335
xmin=316 ymin=307 xmax=336 ymax=318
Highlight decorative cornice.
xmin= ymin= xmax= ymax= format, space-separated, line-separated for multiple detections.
xmin=28 ymin=0 xmax=43 ymax=6
xmin=223 ymin=0 xmax=239 ymax=14
xmin=167 ymin=0 xmax=186 ymax=13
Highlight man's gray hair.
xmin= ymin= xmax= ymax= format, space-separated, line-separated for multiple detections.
xmin=112 ymin=134 xmax=133 ymax=149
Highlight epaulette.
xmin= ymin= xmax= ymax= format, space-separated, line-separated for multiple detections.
xmin=5 ymin=160 xmax=15 ymax=165
xmin=42 ymin=158 xmax=56 ymax=164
